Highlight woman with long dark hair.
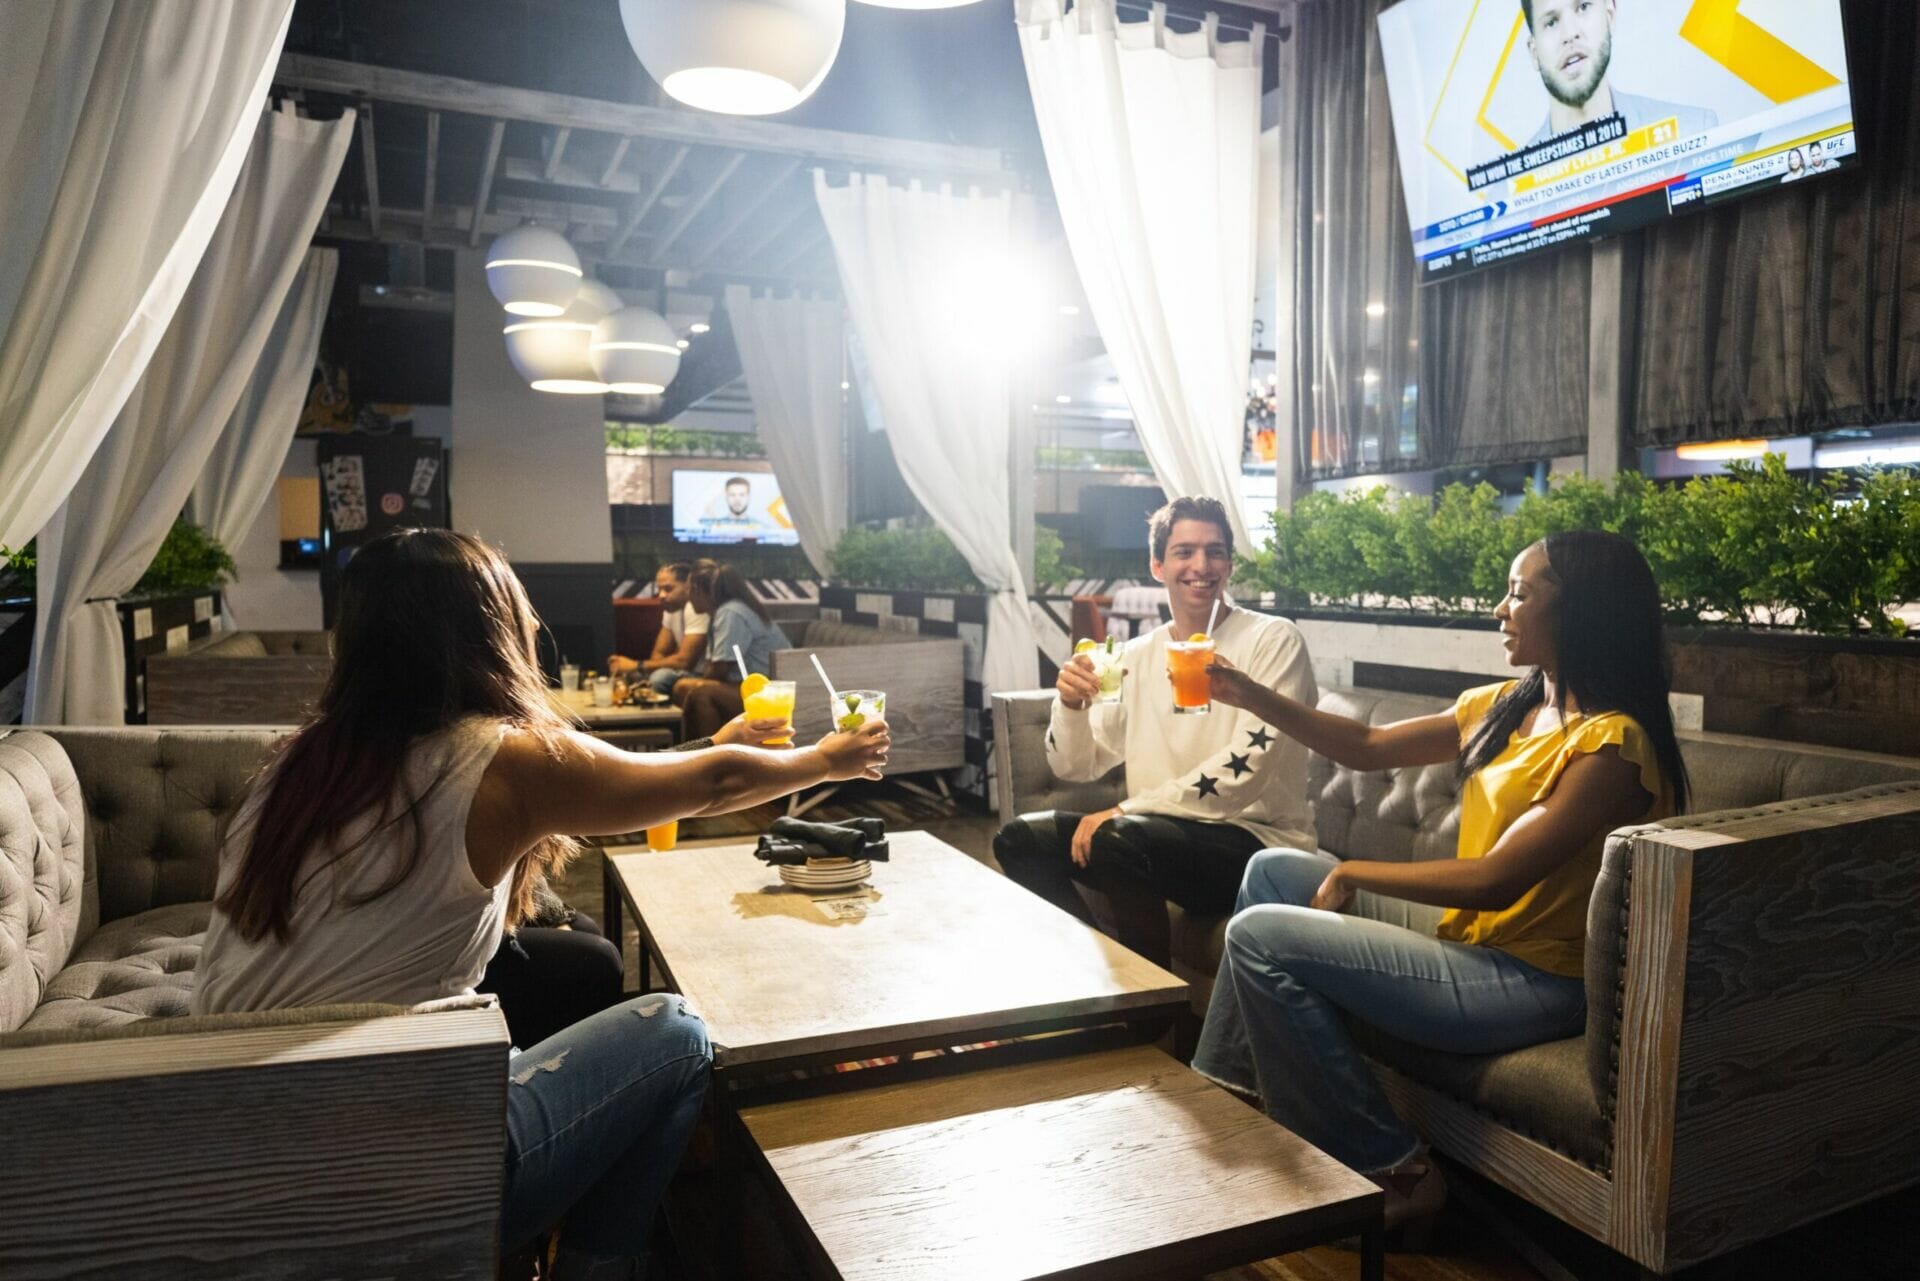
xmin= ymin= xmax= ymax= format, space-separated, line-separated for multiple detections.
xmin=192 ymin=529 xmax=888 ymax=1279
xmin=671 ymin=562 xmax=791 ymax=738
xmin=1194 ymin=530 xmax=1686 ymax=1227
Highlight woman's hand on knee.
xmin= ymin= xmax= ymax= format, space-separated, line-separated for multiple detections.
xmin=1309 ymin=864 xmax=1353 ymax=913
xmin=1070 ymin=807 xmax=1123 ymax=867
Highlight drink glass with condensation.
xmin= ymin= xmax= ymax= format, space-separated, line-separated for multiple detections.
xmin=1167 ymin=637 xmax=1216 ymax=714
xmin=744 ymin=679 xmax=797 ymax=746
xmin=833 ymin=690 xmax=886 ymax=731
xmin=1081 ymin=637 xmax=1124 ymax=704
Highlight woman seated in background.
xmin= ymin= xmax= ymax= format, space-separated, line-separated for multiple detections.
xmin=1193 ymin=530 xmax=1688 ymax=1230
xmin=192 ymin=529 xmax=888 ymax=1280
xmin=670 ymin=562 xmax=791 ymax=739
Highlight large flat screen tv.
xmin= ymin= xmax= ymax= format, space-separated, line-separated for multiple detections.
xmin=670 ymin=469 xmax=800 ymax=546
xmin=1378 ymin=0 xmax=1857 ymax=283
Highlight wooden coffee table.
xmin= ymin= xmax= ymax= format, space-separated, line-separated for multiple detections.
xmin=738 ymin=1044 xmax=1384 ymax=1281
xmin=604 ymin=832 xmax=1189 ymax=1076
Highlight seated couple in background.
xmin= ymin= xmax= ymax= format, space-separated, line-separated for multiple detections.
xmin=997 ymin=496 xmax=1687 ymax=1229
xmin=611 ymin=560 xmax=789 ymax=740
xmin=193 ymin=529 xmax=889 ymax=1281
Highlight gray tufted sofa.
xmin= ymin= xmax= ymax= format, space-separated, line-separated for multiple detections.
xmin=992 ymin=685 xmax=1920 ymax=1274
xmin=0 ymin=727 xmax=508 ymax=1280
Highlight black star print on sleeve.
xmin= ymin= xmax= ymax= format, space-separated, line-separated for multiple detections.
xmin=1247 ymin=727 xmax=1275 ymax=751
xmin=1046 ymin=728 xmax=1057 ymax=752
xmin=1193 ymin=773 xmax=1221 ymax=799
xmin=1225 ymin=752 xmax=1252 ymax=779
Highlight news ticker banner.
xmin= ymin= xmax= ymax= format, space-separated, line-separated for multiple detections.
xmin=1379 ymin=0 xmax=1856 ymax=283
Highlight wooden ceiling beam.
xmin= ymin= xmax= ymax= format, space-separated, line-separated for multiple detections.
xmin=276 ymin=54 xmax=1009 ymax=180
xmin=420 ymin=110 xmax=440 ymax=241
xmin=648 ymin=151 xmax=747 ymax=265
xmin=469 ymin=119 xmax=506 ymax=247
xmin=688 ymin=156 xmax=803 ymax=272
xmin=605 ymin=144 xmax=687 ymax=260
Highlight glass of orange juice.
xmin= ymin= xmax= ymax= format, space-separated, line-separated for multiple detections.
xmin=1167 ymin=635 xmax=1215 ymax=714
xmin=741 ymin=678 xmax=797 ymax=746
xmin=646 ymin=820 xmax=679 ymax=852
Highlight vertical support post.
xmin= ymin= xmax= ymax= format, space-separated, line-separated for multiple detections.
xmin=1586 ymin=238 xmax=1640 ymax=481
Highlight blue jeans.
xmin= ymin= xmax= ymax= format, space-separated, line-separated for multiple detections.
xmin=501 ymin=992 xmax=712 ymax=1258
xmin=647 ymin=666 xmax=690 ymax=697
xmin=1192 ymin=849 xmax=1585 ymax=1175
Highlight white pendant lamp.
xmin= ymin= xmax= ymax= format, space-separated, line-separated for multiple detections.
xmin=486 ymin=225 xmax=583 ymax=317
xmin=504 ymin=280 xmax=623 ymax=394
xmin=617 ymin=0 xmax=846 ymax=116
xmin=855 ymin=1 xmax=984 ymax=8
xmin=590 ymin=306 xmax=682 ymax=395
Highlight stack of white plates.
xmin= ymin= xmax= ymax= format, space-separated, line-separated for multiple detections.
xmin=777 ymin=858 xmax=871 ymax=892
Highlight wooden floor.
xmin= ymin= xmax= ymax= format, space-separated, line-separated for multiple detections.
xmin=556 ymin=784 xmax=1920 ymax=1281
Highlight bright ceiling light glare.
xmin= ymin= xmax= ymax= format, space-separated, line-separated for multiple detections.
xmin=486 ymin=225 xmax=582 ymax=317
xmin=502 ymin=279 xmax=621 ymax=394
xmin=1058 ymin=304 xmax=1080 ymax=316
xmin=1365 ymin=302 xmax=1387 ymax=318
xmin=676 ymin=338 xmax=691 ymax=349
xmin=1055 ymin=394 xmax=1072 ymax=404
xmin=591 ymin=305 xmax=683 ymax=395
xmin=840 ymin=380 xmax=851 ymax=390
xmin=619 ymin=0 xmax=846 ymax=116
xmin=1675 ymin=439 xmax=1770 ymax=462
xmin=689 ymin=322 xmax=711 ymax=334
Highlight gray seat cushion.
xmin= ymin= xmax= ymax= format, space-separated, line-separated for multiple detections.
xmin=20 ymin=901 xmax=208 ymax=1032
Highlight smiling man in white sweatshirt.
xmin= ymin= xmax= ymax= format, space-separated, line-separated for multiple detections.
xmin=992 ymin=496 xmax=1319 ymax=970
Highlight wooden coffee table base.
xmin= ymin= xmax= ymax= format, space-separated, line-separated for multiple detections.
xmin=737 ymin=1045 xmax=1385 ymax=1281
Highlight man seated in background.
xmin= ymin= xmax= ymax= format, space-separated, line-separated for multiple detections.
xmin=610 ymin=560 xmax=709 ymax=696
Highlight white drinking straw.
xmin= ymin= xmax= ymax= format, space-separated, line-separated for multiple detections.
xmin=1205 ymin=598 xmax=1221 ymax=638
xmin=809 ymin=651 xmax=840 ymax=704
xmin=733 ymin=644 xmax=748 ymax=678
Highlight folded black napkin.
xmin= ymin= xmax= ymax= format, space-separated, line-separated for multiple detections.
xmin=754 ymin=817 xmax=890 ymax=865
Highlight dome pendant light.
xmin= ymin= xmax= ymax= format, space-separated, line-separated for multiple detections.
xmin=590 ymin=306 xmax=682 ymax=395
xmin=486 ymin=225 xmax=582 ymax=317
xmin=855 ymin=1 xmax=985 ymax=8
xmin=504 ymin=280 xmax=623 ymax=394
xmin=617 ymin=0 xmax=846 ymax=116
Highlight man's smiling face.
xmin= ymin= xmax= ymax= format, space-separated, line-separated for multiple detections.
xmin=1529 ymin=0 xmax=1615 ymax=110
xmin=1151 ymin=517 xmax=1232 ymax=614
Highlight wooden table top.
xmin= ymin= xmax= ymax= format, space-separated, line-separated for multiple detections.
xmin=608 ymin=832 xmax=1188 ymax=1073
xmin=738 ymin=1044 xmax=1382 ymax=1281
xmin=550 ymin=689 xmax=684 ymax=729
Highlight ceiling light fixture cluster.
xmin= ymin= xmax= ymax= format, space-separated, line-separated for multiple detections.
xmin=486 ymin=225 xmax=683 ymax=396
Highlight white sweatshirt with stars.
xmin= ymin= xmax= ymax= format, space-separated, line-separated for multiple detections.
xmin=1046 ymin=608 xmax=1319 ymax=852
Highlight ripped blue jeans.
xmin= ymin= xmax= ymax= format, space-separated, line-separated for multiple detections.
xmin=501 ymin=992 xmax=712 ymax=1256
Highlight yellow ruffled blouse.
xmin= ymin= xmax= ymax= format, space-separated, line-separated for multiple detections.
xmin=1435 ymin=681 xmax=1673 ymax=978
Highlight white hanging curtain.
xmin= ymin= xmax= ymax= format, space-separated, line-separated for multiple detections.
xmin=723 ymin=285 xmax=847 ymax=577
xmin=28 ymin=108 xmax=354 ymax=725
xmin=1017 ymin=0 xmax=1263 ymax=549
xmin=0 ymin=0 xmax=297 ymax=554
xmin=813 ymin=170 xmax=1040 ymax=697
xmin=188 ymin=244 xmax=339 ymax=627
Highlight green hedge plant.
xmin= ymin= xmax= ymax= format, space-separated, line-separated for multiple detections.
xmin=1242 ymin=457 xmax=1920 ymax=636
xmin=827 ymin=524 xmax=1078 ymax=592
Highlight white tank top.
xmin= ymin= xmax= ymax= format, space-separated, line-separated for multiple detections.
xmin=192 ymin=716 xmax=511 ymax=1015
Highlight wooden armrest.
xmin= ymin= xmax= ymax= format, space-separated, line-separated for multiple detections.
xmin=1607 ymin=783 xmax=1920 ymax=1271
xmin=0 ymin=1008 xmax=509 ymax=1280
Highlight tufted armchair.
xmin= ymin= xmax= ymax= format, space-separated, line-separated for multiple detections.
xmin=992 ymin=685 xmax=1920 ymax=1274
xmin=0 ymin=727 xmax=507 ymax=1280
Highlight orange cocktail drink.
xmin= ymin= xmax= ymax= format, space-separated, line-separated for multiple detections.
xmin=740 ymin=676 xmax=797 ymax=746
xmin=1167 ymin=635 xmax=1215 ymax=714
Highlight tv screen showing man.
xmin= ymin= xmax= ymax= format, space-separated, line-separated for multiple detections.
xmin=1521 ymin=0 xmax=1717 ymax=148
xmin=669 ymin=470 xmax=800 ymax=546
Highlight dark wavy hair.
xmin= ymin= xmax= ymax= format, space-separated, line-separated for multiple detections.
xmin=216 ymin=529 xmax=579 ymax=943
xmin=1460 ymin=530 xmax=1689 ymax=812
xmin=690 ymin=562 xmax=771 ymax=626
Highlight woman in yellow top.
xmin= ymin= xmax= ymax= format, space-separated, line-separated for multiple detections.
xmin=1194 ymin=530 xmax=1688 ymax=1227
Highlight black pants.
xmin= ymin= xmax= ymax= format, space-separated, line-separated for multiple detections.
xmin=992 ymin=810 xmax=1265 ymax=920
xmin=478 ymin=910 xmax=625 ymax=1049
